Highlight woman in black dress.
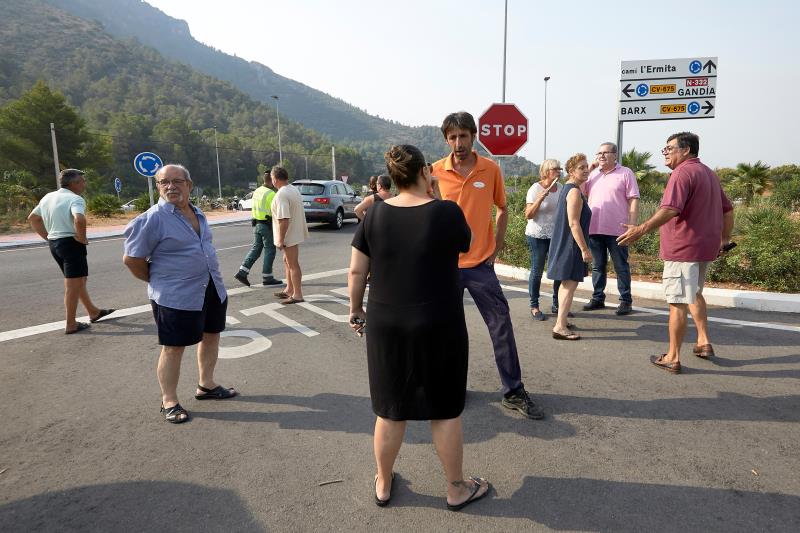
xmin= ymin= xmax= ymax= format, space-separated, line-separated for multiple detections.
xmin=547 ymin=153 xmax=593 ymax=340
xmin=348 ymin=144 xmax=491 ymax=511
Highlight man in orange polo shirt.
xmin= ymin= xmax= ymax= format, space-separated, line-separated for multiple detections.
xmin=432 ymin=111 xmax=544 ymax=420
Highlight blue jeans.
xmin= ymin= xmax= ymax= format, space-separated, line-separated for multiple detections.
xmin=588 ymin=234 xmax=632 ymax=304
xmin=240 ymin=221 xmax=276 ymax=279
xmin=460 ymin=263 xmax=524 ymax=396
xmin=526 ymin=235 xmax=560 ymax=309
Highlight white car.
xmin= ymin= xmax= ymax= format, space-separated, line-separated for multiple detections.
xmin=121 ymin=200 xmax=137 ymax=212
xmin=238 ymin=192 xmax=254 ymax=210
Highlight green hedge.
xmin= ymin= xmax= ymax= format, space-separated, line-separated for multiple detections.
xmin=499 ymin=190 xmax=800 ymax=293
xmin=86 ymin=193 xmax=122 ymax=217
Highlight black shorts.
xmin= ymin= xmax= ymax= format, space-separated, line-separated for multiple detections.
xmin=49 ymin=237 xmax=88 ymax=278
xmin=150 ymin=279 xmax=227 ymax=347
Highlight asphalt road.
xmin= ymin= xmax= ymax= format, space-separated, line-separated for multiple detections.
xmin=1 ymin=219 xmax=799 ymax=532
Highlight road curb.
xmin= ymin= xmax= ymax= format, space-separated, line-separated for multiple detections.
xmin=494 ymin=263 xmax=800 ymax=314
xmin=0 ymin=216 xmax=251 ymax=250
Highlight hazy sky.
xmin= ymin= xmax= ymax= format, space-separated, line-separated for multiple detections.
xmin=146 ymin=0 xmax=798 ymax=170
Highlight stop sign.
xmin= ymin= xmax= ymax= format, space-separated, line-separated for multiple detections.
xmin=478 ymin=103 xmax=529 ymax=156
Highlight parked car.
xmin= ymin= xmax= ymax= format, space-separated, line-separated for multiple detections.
xmin=121 ymin=200 xmax=137 ymax=213
xmin=293 ymin=180 xmax=361 ymax=229
xmin=237 ymin=192 xmax=254 ymax=210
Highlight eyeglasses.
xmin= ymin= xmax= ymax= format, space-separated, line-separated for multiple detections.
xmin=549 ymin=167 xmax=563 ymax=171
xmin=596 ymin=151 xmax=616 ymax=157
xmin=156 ymin=179 xmax=188 ymax=187
xmin=661 ymin=145 xmax=682 ymax=154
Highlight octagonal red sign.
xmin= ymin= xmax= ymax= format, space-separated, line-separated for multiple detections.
xmin=478 ymin=103 xmax=529 ymax=156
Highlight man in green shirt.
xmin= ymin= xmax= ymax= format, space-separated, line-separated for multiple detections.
xmin=234 ymin=170 xmax=282 ymax=286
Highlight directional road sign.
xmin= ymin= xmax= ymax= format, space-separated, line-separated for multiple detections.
xmin=133 ymin=152 xmax=163 ymax=178
xmin=478 ymin=103 xmax=529 ymax=156
xmin=619 ymin=99 xmax=715 ymax=122
xmin=618 ymin=57 xmax=717 ymax=122
xmin=620 ymin=57 xmax=717 ymax=80
xmin=114 ymin=177 xmax=122 ymax=193
xmin=620 ymin=76 xmax=717 ymax=101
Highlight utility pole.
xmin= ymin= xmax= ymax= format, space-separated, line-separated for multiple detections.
xmin=543 ymin=76 xmax=550 ymax=161
xmin=331 ymin=146 xmax=336 ymax=179
xmin=502 ymin=0 xmax=508 ymax=103
xmin=214 ymin=126 xmax=222 ymax=199
xmin=50 ymin=123 xmax=60 ymax=188
xmin=304 ymin=155 xmax=308 ymax=179
xmin=271 ymin=95 xmax=283 ymax=166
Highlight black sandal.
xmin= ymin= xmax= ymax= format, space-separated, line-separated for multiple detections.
xmin=446 ymin=477 xmax=490 ymax=511
xmin=161 ymin=403 xmax=189 ymax=424
xmin=195 ymin=384 xmax=238 ymax=400
xmin=65 ymin=322 xmax=91 ymax=335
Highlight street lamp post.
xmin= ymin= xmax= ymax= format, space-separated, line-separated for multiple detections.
xmin=543 ymin=76 xmax=550 ymax=161
xmin=213 ymin=126 xmax=222 ymax=199
xmin=271 ymin=95 xmax=283 ymax=167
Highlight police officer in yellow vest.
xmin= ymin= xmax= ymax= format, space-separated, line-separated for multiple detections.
xmin=234 ymin=170 xmax=282 ymax=286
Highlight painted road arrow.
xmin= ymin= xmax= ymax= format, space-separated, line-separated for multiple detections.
xmin=703 ymin=59 xmax=717 ymax=73
xmin=701 ymin=100 xmax=714 ymax=114
xmin=621 ymin=83 xmax=634 ymax=98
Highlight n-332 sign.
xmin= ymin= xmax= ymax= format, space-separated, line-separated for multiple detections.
xmin=618 ymin=56 xmax=717 ymax=122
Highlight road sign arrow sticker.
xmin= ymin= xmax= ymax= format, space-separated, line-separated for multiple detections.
xmin=622 ymin=83 xmax=633 ymax=98
xmin=703 ymin=60 xmax=717 ymax=73
xmin=702 ymin=100 xmax=714 ymax=114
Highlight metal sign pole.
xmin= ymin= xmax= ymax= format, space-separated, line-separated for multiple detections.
xmin=147 ymin=176 xmax=154 ymax=207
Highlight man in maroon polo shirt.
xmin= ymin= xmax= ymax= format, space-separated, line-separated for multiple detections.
xmin=617 ymin=132 xmax=734 ymax=374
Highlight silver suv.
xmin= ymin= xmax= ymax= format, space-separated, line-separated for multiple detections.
xmin=293 ymin=180 xmax=362 ymax=229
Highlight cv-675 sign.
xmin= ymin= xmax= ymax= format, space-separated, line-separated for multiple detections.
xmin=618 ymin=57 xmax=717 ymax=122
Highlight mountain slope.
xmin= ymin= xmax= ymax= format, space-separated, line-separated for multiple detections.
xmin=46 ymin=0 xmax=536 ymax=175
xmin=0 ymin=0 xmax=372 ymax=191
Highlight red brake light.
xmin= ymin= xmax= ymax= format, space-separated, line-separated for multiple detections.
xmin=313 ymin=197 xmax=330 ymax=204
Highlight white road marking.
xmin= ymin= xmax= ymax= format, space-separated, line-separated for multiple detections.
xmin=501 ymin=284 xmax=800 ymax=333
xmin=0 ymin=270 xmax=795 ymax=343
xmin=296 ymin=294 xmax=351 ymax=322
xmin=218 ymin=330 xmax=272 ymax=359
xmin=240 ymin=303 xmax=319 ymax=337
xmin=0 ymin=268 xmax=348 ymax=343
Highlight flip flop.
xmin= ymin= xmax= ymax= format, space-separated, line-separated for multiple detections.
xmin=90 ymin=308 xmax=116 ymax=323
xmin=161 ymin=402 xmax=189 ymax=424
xmin=280 ymin=297 xmax=305 ymax=305
xmin=552 ymin=331 xmax=580 ymax=340
xmin=447 ymin=477 xmax=490 ymax=512
xmin=65 ymin=322 xmax=91 ymax=334
xmin=274 ymin=291 xmax=290 ymax=299
xmin=195 ymin=384 xmax=238 ymax=400
xmin=374 ymin=472 xmax=395 ymax=507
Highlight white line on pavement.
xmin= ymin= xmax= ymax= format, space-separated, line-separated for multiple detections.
xmin=0 ymin=268 xmax=349 ymax=343
xmin=501 ymin=284 xmax=800 ymax=333
xmin=1 ymin=270 xmax=795 ymax=343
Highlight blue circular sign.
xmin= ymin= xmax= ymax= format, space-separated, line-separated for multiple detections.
xmin=687 ymin=101 xmax=701 ymax=115
xmin=114 ymin=177 xmax=122 ymax=193
xmin=689 ymin=60 xmax=702 ymax=74
xmin=636 ymin=83 xmax=649 ymax=97
xmin=133 ymin=152 xmax=163 ymax=178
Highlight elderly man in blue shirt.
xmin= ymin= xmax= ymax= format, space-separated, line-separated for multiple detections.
xmin=123 ymin=164 xmax=237 ymax=424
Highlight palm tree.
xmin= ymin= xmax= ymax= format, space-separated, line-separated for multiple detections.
xmin=733 ymin=161 xmax=771 ymax=204
xmin=622 ymin=148 xmax=655 ymax=179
